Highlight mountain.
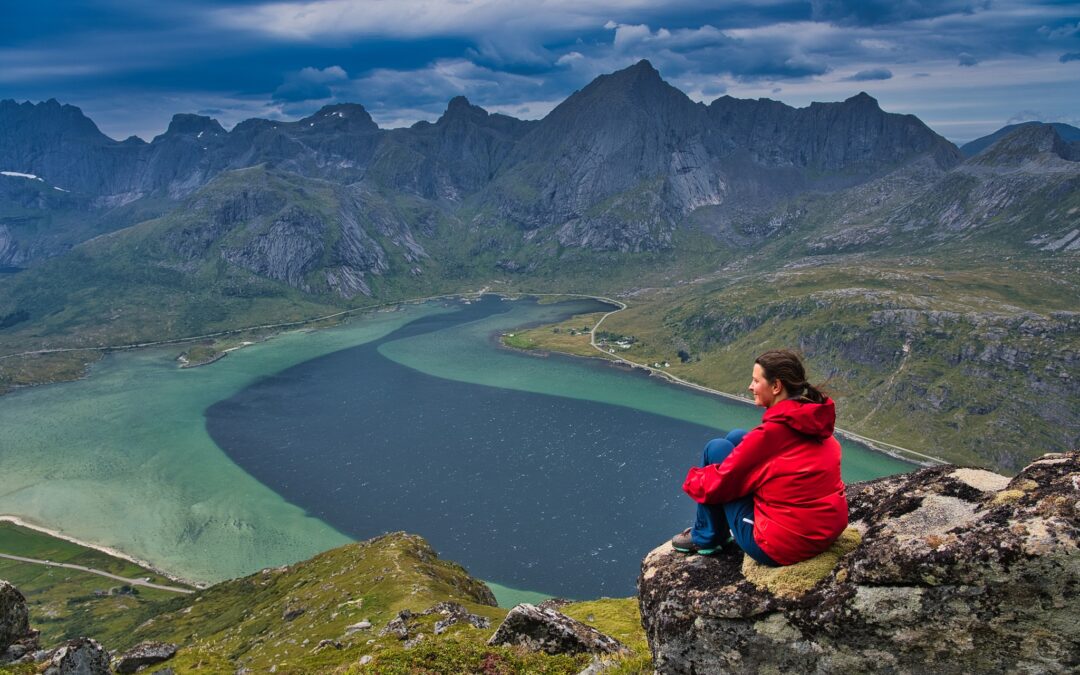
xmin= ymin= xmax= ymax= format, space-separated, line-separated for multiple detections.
xmin=0 ymin=60 xmax=959 ymax=263
xmin=961 ymin=121 xmax=1080 ymax=157
xmin=1 ymin=61 xmax=1077 ymax=470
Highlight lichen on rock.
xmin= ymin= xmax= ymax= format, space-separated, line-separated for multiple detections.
xmin=639 ymin=452 xmax=1080 ymax=674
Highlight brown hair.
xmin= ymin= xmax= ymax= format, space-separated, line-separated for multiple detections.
xmin=754 ymin=349 xmax=828 ymax=404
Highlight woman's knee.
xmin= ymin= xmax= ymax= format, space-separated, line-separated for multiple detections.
xmin=726 ymin=428 xmax=747 ymax=447
xmin=702 ymin=438 xmax=735 ymax=466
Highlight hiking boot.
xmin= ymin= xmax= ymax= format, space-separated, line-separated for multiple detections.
xmin=670 ymin=528 xmax=724 ymax=556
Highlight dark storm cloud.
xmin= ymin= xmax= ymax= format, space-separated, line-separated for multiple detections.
xmin=809 ymin=0 xmax=988 ymax=26
xmin=2 ymin=0 xmax=1078 ymax=141
xmin=847 ymin=68 xmax=893 ymax=81
xmin=272 ymin=66 xmax=348 ymax=103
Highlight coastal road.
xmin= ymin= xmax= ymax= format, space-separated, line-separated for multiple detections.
xmin=0 ymin=552 xmax=195 ymax=594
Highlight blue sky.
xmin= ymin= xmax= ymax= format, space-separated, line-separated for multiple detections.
xmin=2 ymin=1 xmax=1078 ymax=143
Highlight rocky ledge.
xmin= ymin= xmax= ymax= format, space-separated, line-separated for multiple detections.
xmin=639 ymin=452 xmax=1079 ymax=674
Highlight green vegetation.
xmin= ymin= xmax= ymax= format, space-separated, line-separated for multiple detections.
xmin=0 ymin=529 xmax=652 ymax=674
xmin=0 ymin=522 xmax=191 ymax=644
xmin=501 ymin=311 xmax=614 ymax=360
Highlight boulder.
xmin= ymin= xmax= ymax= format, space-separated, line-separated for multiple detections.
xmin=0 ymin=580 xmax=31 ymax=651
xmin=638 ymin=453 xmax=1080 ymax=674
xmin=487 ymin=603 xmax=629 ymax=656
xmin=43 ymin=637 xmax=112 ymax=674
xmin=0 ymin=580 xmax=38 ymax=665
xmin=112 ymin=641 xmax=178 ymax=673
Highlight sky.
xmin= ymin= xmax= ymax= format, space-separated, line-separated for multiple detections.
xmin=1 ymin=0 xmax=1078 ymax=144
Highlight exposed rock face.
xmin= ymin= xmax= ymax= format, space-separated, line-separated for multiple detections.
xmin=1 ymin=60 xmax=961 ymax=264
xmin=0 ymin=580 xmax=32 ymax=656
xmin=378 ymin=602 xmax=491 ymax=642
xmin=43 ymin=637 xmax=112 ymax=675
xmin=112 ymin=641 xmax=177 ymax=673
xmin=639 ymin=453 xmax=1080 ymax=674
xmin=487 ymin=603 xmax=629 ymax=656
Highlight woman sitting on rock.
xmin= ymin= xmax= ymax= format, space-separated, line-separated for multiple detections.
xmin=672 ymin=349 xmax=848 ymax=565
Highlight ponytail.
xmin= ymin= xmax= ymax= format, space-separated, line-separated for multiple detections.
xmin=754 ymin=349 xmax=829 ymax=404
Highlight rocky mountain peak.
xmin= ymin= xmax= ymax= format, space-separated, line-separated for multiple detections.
xmin=0 ymin=98 xmax=111 ymax=143
xmin=438 ymin=96 xmax=489 ymax=124
xmin=580 ymin=58 xmax=679 ymax=104
xmin=969 ymin=122 xmax=1077 ymax=166
xmin=304 ymin=103 xmax=378 ymax=132
xmin=160 ymin=113 xmax=226 ymax=139
xmin=844 ymin=91 xmax=879 ymax=107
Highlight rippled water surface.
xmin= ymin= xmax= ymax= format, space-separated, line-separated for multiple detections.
xmin=208 ymin=296 xmax=913 ymax=597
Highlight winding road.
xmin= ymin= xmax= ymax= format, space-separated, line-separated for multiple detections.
xmin=0 ymin=552 xmax=194 ymax=594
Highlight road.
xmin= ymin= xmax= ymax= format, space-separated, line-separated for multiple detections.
xmin=0 ymin=552 xmax=195 ymax=594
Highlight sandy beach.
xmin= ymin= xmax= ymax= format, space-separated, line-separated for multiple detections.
xmin=0 ymin=514 xmax=205 ymax=588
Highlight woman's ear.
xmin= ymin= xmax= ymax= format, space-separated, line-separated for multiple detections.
xmin=771 ymin=379 xmax=783 ymax=395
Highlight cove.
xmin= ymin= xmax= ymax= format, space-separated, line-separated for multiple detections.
xmin=207 ymin=295 xmax=913 ymax=599
xmin=0 ymin=302 xmax=455 ymax=583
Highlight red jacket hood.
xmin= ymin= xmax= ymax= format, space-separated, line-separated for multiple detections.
xmin=763 ymin=398 xmax=835 ymax=439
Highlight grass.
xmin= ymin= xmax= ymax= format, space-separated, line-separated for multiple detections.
xmin=505 ymin=257 xmax=1080 ymax=472
xmin=501 ymin=312 xmax=614 ymax=360
xmin=0 ymin=522 xmax=192 ymax=645
xmin=0 ymin=527 xmax=651 ymax=674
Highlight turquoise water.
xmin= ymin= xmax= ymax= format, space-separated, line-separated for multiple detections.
xmin=376 ymin=298 xmax=909 ymax=484
xmin=0 ymin=304 xmax=450 ymax=583
xmin=0 ymin=296 xmax=912 ymax=592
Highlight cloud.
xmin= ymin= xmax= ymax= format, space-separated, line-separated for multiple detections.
xmin=1060 ymin=52 xmax=1080 ymax=63
xmin=1038 ymin=20 xmax=1080 ymax=40
xmin=272 ymin=65 xmax=348 ymax=102
xmin=604 ymin=21 xmax=828 ymax=80
xmin=958 ymin=52 xmax=979 ymax=67
xmin=809 ymin=0 xmax=985 ymax=26
xmin=847 ymin=68 xmax=893 ymax=81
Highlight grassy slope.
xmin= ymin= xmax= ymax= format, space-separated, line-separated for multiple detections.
xmin=0 ymin=523 xmax=191 ymax=645
xmin=0 ymin=530 xmax=649 ymax=674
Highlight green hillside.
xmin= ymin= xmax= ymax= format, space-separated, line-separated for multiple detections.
xmin=1 ymin=528 xmax=649 ymax=674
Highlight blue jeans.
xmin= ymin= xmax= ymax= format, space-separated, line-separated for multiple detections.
xmin=691 ymin=430 xmax=779 ymax=566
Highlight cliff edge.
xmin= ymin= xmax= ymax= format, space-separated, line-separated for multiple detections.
xmin=639 ymin=452 xmax=1079 ymax=673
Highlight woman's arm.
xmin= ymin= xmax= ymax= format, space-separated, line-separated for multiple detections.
xmin=683 ymin=426 xmax=772 ymax=504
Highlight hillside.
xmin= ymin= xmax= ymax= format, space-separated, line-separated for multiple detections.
xmin=1 ymin=530 xmax=649 ymax=674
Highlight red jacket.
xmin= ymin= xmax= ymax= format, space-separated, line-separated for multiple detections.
xmin=683 ymin=398 xmax=848 ymax=565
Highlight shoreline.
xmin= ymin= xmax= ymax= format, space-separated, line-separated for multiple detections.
xmin=508 ymin=292 xmax=949 ymax=468
xmin=0 ymin=514 xmax=205 ymax=589
xmin=1 ymin=289 xmax=945 ymax=591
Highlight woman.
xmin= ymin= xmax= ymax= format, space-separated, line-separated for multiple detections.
xmin=672 ymin=349 xmax=848 ymax=566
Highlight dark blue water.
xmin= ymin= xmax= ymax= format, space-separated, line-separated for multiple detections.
xmin=206 ymin=296 xmax=736 ymax=598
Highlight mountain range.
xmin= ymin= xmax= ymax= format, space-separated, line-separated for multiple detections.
xmin=0 ymin=60 xmax=1077 ymax=470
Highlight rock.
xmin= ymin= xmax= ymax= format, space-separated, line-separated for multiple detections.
xmin=0 ymin=581 xmax=31 ymax=652
xmin=378 ymin=602 xmax=491 ymax=641
xmin=43 ymin=637 xmax=112 ymax=675
xmin=344 ymin=620 xmax=372 ymax=635
xmin=423 ymin=601 xmax=490 ymax=634
xmin=312 ymin=639 xmax=341 ymax=653
xmin=639 ymin=452 xmax=1080 ymax=674
xmin=487 ymin=603 xmax=629 ymax=656
xmin=358 ymin=654 xmax=373 ymax=665
xmin=112 ymin=641 xmax=177 ymax=673
xmin=281 ymin=606 xmax=305 ymax=621
xmin=0 ymin=581 xmax=38 ymax=665
xmin=378 ymin=609 xmax=413 ymax=639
